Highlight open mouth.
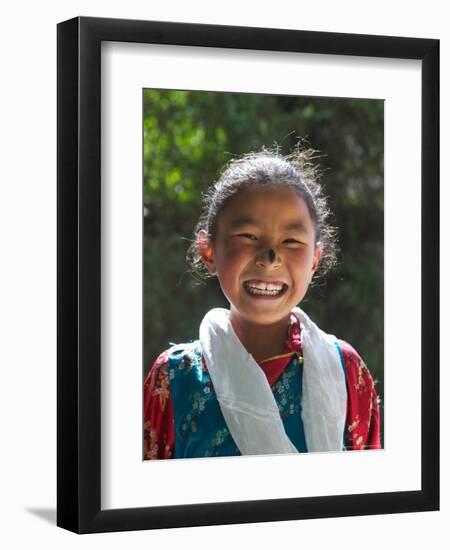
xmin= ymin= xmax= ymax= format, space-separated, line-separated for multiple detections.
xmin=243 ymin=280 xmax=288 ymax=298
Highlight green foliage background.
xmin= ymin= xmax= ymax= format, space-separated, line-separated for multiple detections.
xmin=143 ymin=89 xmax=384 ymax=417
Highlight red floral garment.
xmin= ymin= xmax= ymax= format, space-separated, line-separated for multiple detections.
xmin=143 ymin=315 xmax=381 ymax=459
xmin=143 ymin=350 xmax=175 ymax=459
xmin=340 ymin=340 xmax=381 ymax=450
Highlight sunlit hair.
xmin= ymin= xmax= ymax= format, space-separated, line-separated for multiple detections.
xmin=187 ymin=143 xmax=338 ymax=280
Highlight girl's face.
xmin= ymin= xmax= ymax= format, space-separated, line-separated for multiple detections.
xmin=199 ymin=185 xmax=322 ymax=327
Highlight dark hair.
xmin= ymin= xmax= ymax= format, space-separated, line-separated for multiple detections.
xmin=187 ymin=143 xmax=338 ymax=279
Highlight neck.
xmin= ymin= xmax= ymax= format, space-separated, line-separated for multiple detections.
xmin=229 ymin=311 xmax=291 ymax=362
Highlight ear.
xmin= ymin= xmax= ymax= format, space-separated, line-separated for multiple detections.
xmin=311 ymin=242 xmax=323 ymax=274
xmin=197 ymin=230 xmax=217 ymax=275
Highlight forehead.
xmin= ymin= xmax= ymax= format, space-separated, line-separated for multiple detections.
xmin=217 ymin=185 xmax=315 ymax=230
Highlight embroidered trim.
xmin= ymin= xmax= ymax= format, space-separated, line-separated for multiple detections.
xmin=259 ymin=351 xmax=304 ymax=364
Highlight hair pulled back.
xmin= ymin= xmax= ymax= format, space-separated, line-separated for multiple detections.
xmin=187 ymin=143 xmax=338 ymax=280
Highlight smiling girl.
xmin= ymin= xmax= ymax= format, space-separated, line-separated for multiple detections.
xmin=144 ymin=146 xmax=381 ymax=459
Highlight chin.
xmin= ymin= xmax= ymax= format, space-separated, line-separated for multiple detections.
xmin=242 ymin=308 xmax=292 ymax=327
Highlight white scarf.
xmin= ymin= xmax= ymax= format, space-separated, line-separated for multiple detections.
xmin=199 ymin=307 xmax=347 ymax=455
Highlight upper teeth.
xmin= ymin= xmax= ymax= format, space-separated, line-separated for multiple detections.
xmin=246 ymin=282 xmax=284 ymax=291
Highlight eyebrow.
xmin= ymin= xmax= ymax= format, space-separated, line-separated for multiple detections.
xmin=282 ymin=222 xmax=309 ymax=233
xmin=229 ymin=217 xmax=258 ymax=229
xmin=230 ymin=217 xmax=309 ymax=233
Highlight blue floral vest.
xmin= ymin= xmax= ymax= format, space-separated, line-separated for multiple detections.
xmin=167 ymin=341 xmax=310 ymax=459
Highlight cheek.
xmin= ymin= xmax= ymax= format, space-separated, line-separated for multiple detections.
xmin=220 ymin=242 xmax=253 ymax=265
xmin=286 ymin=248 xmax=316 ymax=276
xmin=287 ymin=247 xmax=313 ymax=263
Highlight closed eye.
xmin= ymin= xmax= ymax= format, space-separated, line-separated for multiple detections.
xmin=283 ymin=238 xmax=303 ymax=244
xmin=236 ymin=233 xmax=258 ymax=240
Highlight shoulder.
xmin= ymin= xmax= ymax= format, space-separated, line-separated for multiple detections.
xmin=337 ymin=339 xmax=376 ymax=395
xmin=144 ymin=349 xmax=171 ymax=393
xmin=165 ymin=341 xmax=202 ymax=364
xmin=144 ymin=341 xmax=203 ymax=386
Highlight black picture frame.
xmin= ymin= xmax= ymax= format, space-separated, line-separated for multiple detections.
xmin=57 ymin=16 xmax=439 ymax=533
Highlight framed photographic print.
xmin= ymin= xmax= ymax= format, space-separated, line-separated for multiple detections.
xmin=57 ymin=16 xmax=439 ymax=533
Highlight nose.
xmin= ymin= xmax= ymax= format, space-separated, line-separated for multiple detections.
xmin=256 ymin=247 xmax=281 ymax=269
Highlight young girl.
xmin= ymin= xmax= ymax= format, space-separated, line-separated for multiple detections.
xmin=144 ymin=146 xmax=381 ymax=459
